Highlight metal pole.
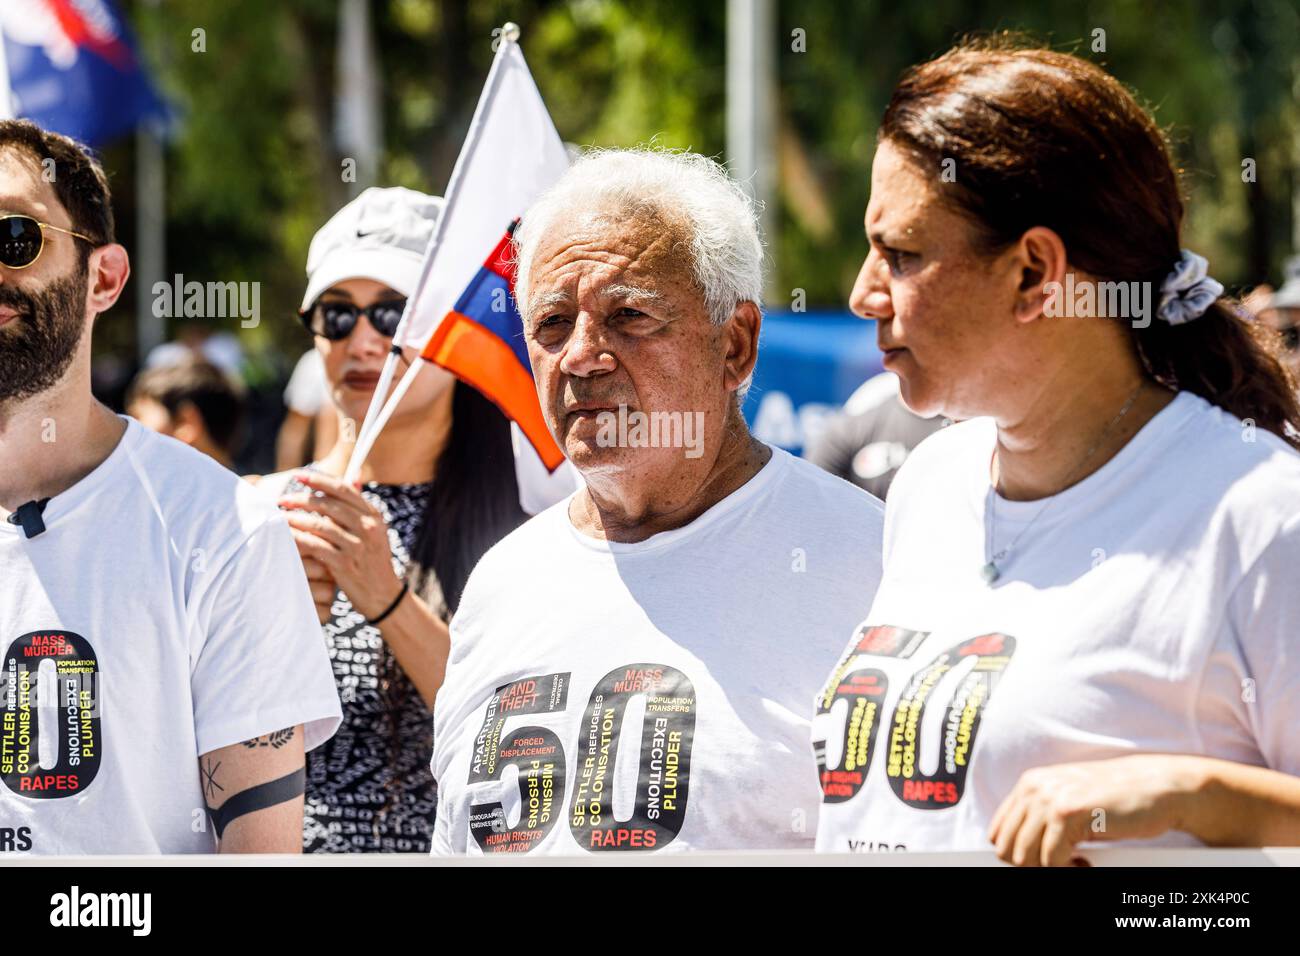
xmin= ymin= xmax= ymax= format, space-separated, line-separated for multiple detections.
xmin=0 ymin=25 xmax=14 ymax=119
xmin=136 ymin=0 xmax=165 ymax=366
xmin=726 ymin=0 xmax=778 ymax=302
xmin=1293 ymin=68 xmax=1300 ymax=255
xmin=135 ymin=120 xmax=165 ymax=366
xmin=336 ymin=0 xmax=382 ymax=195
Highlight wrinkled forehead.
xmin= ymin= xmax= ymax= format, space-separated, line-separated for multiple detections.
xmin=0 ymin=145 xmax=64 ymax=223
xmin=529 ymin=205 xmax=694 ymax=292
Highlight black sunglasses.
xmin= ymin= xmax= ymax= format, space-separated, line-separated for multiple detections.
xmin=298 ymin=297 xmax=407 ymax=341
xmin=0 ymin=214 xmax=96 ymax=269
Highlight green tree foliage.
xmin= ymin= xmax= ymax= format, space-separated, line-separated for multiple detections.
xmin=97 ymin=0 xmax=1297 ymax=366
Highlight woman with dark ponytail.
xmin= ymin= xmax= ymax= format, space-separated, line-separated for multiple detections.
xmin=813 ymin=37 xmax=1300 ymax=864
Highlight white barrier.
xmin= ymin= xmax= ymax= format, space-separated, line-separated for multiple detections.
xmin=5 ymin=848 xmax=1297 ymax=866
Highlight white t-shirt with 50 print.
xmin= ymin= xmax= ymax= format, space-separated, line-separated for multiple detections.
xmin=432 ymin=446 xmax=884 ymax=855
xmin=0 ymin=418 xmax=342 ymax=855
xmin=813 ymin=391 xmax=1300 ymax=853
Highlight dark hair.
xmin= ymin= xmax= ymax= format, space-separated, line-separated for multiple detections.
xmin=406 ymin=379 xmax=527 ymax=615
xmin=375 ymin=378 xmax=527 ymax=805
xmin=127 ymin=359 xmax=248 ymax=455
xmin=879 ymin=35 xmax=1300 ymax=447
xmin=0 ymin=120 xmax=115 ymax=254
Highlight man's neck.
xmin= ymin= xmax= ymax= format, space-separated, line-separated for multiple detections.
xmin=992 ymin=363 xmax=1174 ymax=502
xmin=571 ymin=410 xmax=772 ymax=543
xmin=0 ymin=374 xmax=127 ymax=512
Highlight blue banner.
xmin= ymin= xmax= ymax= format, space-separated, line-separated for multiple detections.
xmin=743 ymin=311 xmax=883 ymax=456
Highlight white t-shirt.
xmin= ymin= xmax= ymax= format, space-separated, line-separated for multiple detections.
xmin=146 ymin=333 xmax=245 ymax=379
xmin=283 ymin=349 xmax=328 ymax=417
xmin=432 ymin=446 xmax=884 ymax=855
xmin=0 ymin=418 xmax=342 ymax=855
xmin=813 ymin=391 xmax=1300 ymax=853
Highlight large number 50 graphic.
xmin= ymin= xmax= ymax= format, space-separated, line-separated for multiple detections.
xmin=813 ymin=626 xmax=1015 ymax=809
xmin=467 ymin=663 xmax=697 ymax=853
xmin=0 ymin=631 xmax=103 ymax=799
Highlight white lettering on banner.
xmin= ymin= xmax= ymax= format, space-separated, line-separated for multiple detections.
xmin=750 ymin=391 xmax=836 ymax=450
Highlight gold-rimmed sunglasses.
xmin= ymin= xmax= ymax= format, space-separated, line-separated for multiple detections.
xmin=0 ymin=214 xmax=97 ymax=270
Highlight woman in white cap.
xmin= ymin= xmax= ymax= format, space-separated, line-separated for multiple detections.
xmin=813 ymin=39 xmax=1300 ymax=864
xmin=1256 ymin=255 xmax=1300 ymax=384
xmin=256 ymin=187 xmax=529 ymax=852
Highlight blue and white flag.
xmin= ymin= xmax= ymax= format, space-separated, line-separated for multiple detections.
xmin=0 ymin=0 xmax=164 ymax=145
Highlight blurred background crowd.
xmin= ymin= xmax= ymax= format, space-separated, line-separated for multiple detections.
xmin=4 ymin=0 xmax=1298 ymax=495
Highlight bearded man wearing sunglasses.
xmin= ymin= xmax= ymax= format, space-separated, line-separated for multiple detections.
xmin=0 ymin=119 xmax=341 ymax=854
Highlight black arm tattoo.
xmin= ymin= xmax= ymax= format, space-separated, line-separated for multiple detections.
xmin=208 ymin=767 xmax=307 ymax=840
xmin=201 ymin=757 xmax=225 ymax=802
xmin=240 ymin=726 xmax=296 ymax=749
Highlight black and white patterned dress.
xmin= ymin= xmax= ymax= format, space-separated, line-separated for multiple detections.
xmin=287 ymin=474 xmax=439 ymax=853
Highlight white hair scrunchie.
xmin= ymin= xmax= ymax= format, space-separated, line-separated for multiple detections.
xmin=1156 ymin=250 xmax=1224 ymax=325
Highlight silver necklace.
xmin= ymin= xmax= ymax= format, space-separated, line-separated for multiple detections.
xmin=982 ymin=383 xmax=1143 ymax=585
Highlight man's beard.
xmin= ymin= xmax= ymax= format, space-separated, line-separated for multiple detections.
xmin=0 ymin=268 xmax=89 ymax=404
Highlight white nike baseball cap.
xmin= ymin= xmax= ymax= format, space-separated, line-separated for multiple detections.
xmin=300 ymin=186 xmax=445 ymax=311
xmin=1271 ymin=255 xmax=1300 ymax=311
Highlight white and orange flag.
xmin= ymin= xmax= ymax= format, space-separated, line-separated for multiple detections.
xmin=347 ymin=26 xmax=572 ymax=490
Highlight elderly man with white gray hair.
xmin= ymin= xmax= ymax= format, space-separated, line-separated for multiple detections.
xmin=430 ymin=148 xmax=884 ymax=855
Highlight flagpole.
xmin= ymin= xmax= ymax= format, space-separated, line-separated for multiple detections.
xmin=344 ymin=353 xmax=425 ymax=482
xmin=0 ymin=24 xmax=13 ymax=118
xmin=343 ymin=21 xmax=522 ymax=482
xmin=347 ymin=346 xmax=401 ymax=470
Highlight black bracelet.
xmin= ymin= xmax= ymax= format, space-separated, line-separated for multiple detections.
xmin=365 ymin=580 xmax=410 ymax=626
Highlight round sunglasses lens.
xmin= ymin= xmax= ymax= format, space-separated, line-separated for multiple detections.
xmin=0 ymin=217 xmax=41 ymax=267
xmin=316 ymin=303 xmax=358 ymax=340
xmin=371 ymin=301 xmax=406 ymax=336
